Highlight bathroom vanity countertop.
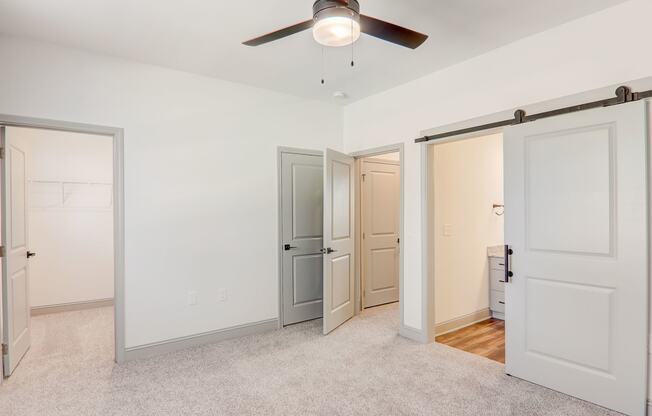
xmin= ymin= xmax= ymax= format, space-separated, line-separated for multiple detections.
xmin=487 ymin=245 xmax=505 ymax=258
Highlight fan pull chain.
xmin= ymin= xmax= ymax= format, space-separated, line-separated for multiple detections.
xmin=350 ymin=19 xmax=355 ymax=67
xmin=321 ymin=47 xmax=325 ymax=85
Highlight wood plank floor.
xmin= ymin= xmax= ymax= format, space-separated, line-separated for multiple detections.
xmin=435 ymin=318 xmax=505 ymax=364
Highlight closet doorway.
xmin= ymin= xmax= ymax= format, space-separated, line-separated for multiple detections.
xmin=359 ymin=153 xmax=401 ymax=310
xmin=0 ymin=114 xmax=125 ymax=380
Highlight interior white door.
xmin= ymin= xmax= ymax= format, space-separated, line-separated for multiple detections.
xmin=322 ymin=148 xmax=355 ymax=334
xmin=280 ymin=151 xmax=323 ymax=326
xmin=1 ymin=126 xmax=31 ymax=376
xmin=504 ymin=101 xmax=648 ymax=416
xmin=362 ymin=159 xmax=400 ymax=308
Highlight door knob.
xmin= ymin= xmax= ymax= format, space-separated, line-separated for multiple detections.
xmin=321 ymin=247 xmax=337 ymax=254
xmin=284 ymin=244 xmax=297 ymax=251
xmin=26 ymin=251 xmax=37 ymax=259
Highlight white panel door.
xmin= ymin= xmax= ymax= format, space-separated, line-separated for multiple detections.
xmin=323 ymin=149 xmax=355 ymax=334
xmin=362 ymin=159 xmax=400 ymax=308
xmin=280 ymin=151 xmax=323 ymax=326
xmin=504 ymin=101 xmax=648 ymax=416
xmin=1 ymin=126 xmax=32 ymax=376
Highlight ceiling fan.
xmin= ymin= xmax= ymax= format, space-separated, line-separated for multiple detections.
xmin=243 ymin=0 xmax=428 ymax=49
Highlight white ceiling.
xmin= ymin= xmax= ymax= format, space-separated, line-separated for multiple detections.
xmin=0 ymin=0 xmax=628 ymax=102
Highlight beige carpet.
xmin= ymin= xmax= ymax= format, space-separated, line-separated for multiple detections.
xmin=0 ymin=304 xmax=620 ymax=415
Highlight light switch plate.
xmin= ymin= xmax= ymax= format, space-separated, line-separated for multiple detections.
xmin=443 ymin=224 xmax=453 ymax=237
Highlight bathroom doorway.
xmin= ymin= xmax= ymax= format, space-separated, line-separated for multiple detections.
xmin=430 ymin=132 xmax=505 ymax=363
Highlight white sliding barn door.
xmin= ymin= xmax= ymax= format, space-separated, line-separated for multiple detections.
xmin=322 ymin=149 xmax=355 ymax=334
xmin=1 ymin=126 xmax=32 ymax=376
xmin=504 ymin=101 xmax=648 ymax=416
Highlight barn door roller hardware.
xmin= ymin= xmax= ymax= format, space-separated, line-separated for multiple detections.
xmin=414 ymin=86 xmax=652 ymax=143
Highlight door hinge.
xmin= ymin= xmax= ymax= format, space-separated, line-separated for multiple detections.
xmin=1 ymin=343 xmax=7 ymax=355
xmin=361 ymin=173 xmax=366 ymax=181
xmin=0 ymin=246 xmax=5 ymax=258
xmin=0 ymin=147 xmax=4 ymax=160
xmin=362 ymin=232 xmax=365 ymax=239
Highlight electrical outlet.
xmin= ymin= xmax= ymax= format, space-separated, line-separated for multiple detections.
xmin=187 ymin=291 xmax=198 ymax=306
xmin=217 ymin=288 xmax=227 ymax=302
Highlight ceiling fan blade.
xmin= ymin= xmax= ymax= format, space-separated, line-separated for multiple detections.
xmin=243 ymin=20 xmax=314 ymax=47
xmin=359 ymin=15 xmax=428 ymax=49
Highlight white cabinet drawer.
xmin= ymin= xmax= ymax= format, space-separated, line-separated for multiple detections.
xmin=489 ymin=269 xmax=506 ymax=292
xmin=490 ymin=290 xmax=505 ymax=313
xmin=489 ymin=257 xmax=505 ymax=271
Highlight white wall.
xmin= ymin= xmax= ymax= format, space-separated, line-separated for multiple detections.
xmin=433 ymin=134 xmax=503 ymax=325
xmin=0 ymin=35 xmax=343 ymax=348
xmin=342 ymin=0 xmax=652 ymax=331
xmin=11 ymin=127 xmax=114 ymax=308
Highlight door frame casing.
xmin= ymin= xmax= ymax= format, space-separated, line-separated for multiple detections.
xmin=276 ymin=145 xmax=405 ymax=330
xmin=276 ymin=147 xmax=323 ymax=328
xmin=0 ymin=114 xmax=126 ymax=369
xmin=349 ymin=144 xmax=405 ymax=325
xmin=424 ymin=131 xmax=505 ymax=344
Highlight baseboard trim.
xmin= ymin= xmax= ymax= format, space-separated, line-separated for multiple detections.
xmin=399 ymin=324 xmax=427 ymax=343
xmin=124 ymin=318 xmax=279 ymax=361
xmin=31 ymin=298 xmax=114 ymax=316
xmin=434 ymin=308 xmax=492 ymax=337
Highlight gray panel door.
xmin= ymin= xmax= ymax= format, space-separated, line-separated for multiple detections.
xmin=323 ymin=148 xmax=355 ymax=334
xmin=1 ymin=126 xmax=31 ymax=376
xmin=281 ymin=152 xmax=323 ymax=326
xmin=362 ymin=159 xmax=400 ymax=308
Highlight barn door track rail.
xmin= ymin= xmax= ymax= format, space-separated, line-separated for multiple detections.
xmin=414 ymin=86 xmax=652 ymax=143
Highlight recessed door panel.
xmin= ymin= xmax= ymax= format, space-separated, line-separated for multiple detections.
xmin=331 ymin=160 xmax=351 ymax=240
xmin=281 ymin=152 xmax=324 ymax=326
xmin=2 ymin=126 xmax=32 ymax=376
xmin=10 ymin=148 xmax=26 ymax=249
xmin=526 ymin=125 xmax=613 ymax=255
xmin=292 ymin=164 xmax=323 ymax=240
xmin=292 ymin=254 xmax=323 ymax=307
xmin=362 ymin=160 xmax=400 ymax=308
xmin=369 ymin=248 xmax=397 ymax=291
xmin=11 ymin=270 xmax=28 ymax=338
xmin=323 ymin=149 xmax=355 ymax=334
xmin=330 ymin=254 xmax=351 ymax=311
xmin=370 ymin=171 xmax=397 ymax=235
xmin=504 ymin=102 xmax=648 ymax=416
xmin=525 ymin=278 xmax=612 ymax=371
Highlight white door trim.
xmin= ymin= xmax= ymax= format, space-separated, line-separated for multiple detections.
xmin=0 ymin=113 xmax=126 ymax=367
xmin=349 ymin=144 xmax=406 ymax=335
xmin=277 ymin=145 xmax=404 ymax=332
xmin=276 ymin=147 xmax=323 ymax=328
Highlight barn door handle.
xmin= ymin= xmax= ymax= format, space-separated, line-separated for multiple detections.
xmin=27 ymin=251 xmax=37 ymax=259
xmin=504 ymin=245 xmax=513 ymax=283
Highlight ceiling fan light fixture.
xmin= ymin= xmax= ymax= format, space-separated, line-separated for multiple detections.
xmin=312 ymin=7 xmax=360 ymax=47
